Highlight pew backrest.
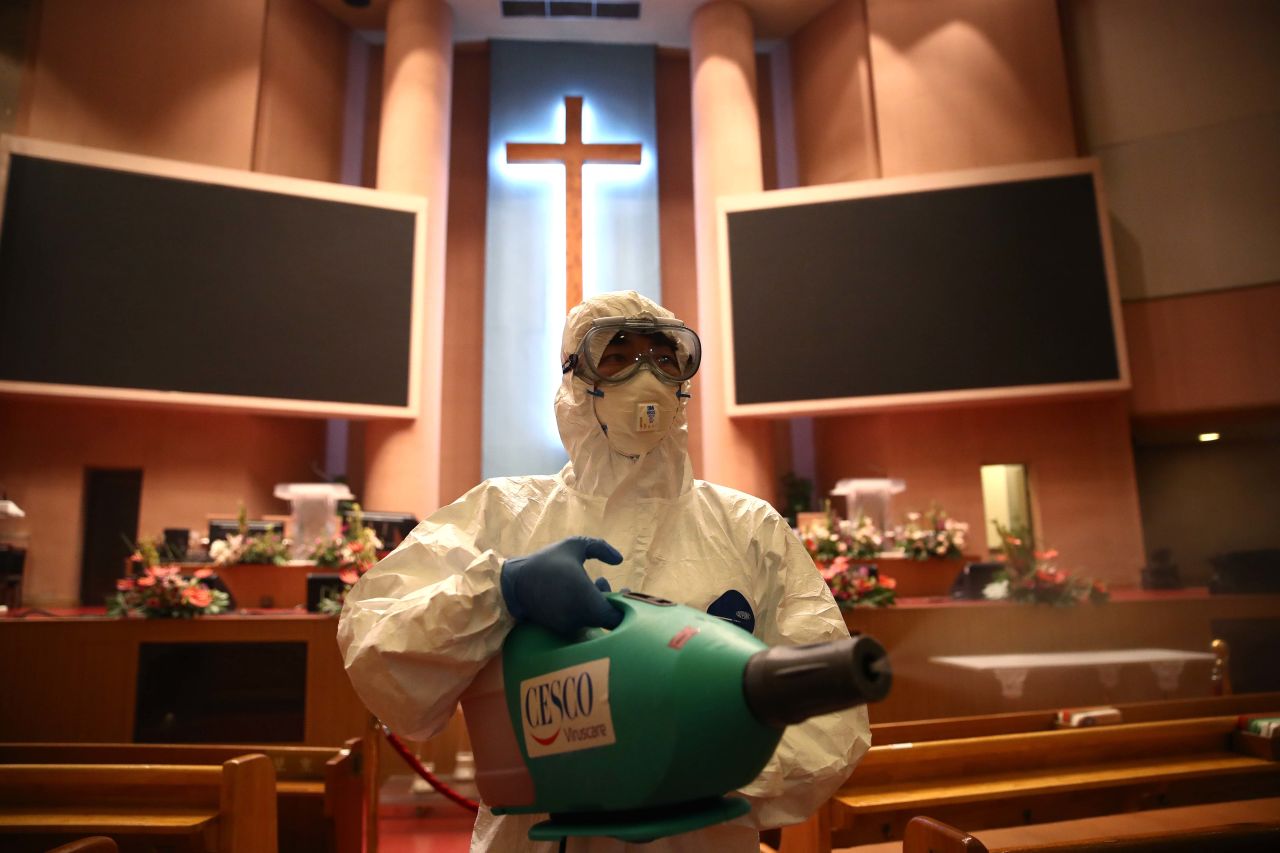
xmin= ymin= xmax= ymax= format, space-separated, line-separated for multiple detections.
xmin=0 ymin=740 xmax=361 ymax=853
xmin=0 ymin=753 xmax=277 ymax=853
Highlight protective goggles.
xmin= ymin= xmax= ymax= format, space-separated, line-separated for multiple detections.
xmin=562 ymin=316 xmax=702 ymax=386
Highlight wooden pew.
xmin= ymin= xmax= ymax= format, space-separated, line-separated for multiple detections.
xmin=828 ymin=715 xmax=1280 ymax=847
xmin=778 ymin=696 xmax=1280 ymax=850
xmin=0 ymin=753 xmax=276 ymax=852
xmin=870 ymin=691 xmax=1280 ymax=746
xmin=0 ymin=740 xmax=362 ymax=853
xmin=896 ymin=797 xmax=1280 ymax=852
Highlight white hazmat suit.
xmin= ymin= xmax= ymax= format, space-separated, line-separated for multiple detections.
xmin=338 ymin=291 xmax=870 ymax=852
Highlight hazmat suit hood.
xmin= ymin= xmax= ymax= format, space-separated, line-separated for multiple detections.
xmin=555 ymin=291 xmax=694 ymax=502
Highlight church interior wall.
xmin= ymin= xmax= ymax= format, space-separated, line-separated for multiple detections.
xmin=1134 ymin=432 xmax=1280 ymax=587
xmin=654 ymin=47 xmax=702 ymax=472
xmin=1062 ymin=0 xmax=1280 ymax=303
xmin=865 ymin=0 xmax=1077 ymax=177
xmin=0 ymin=397 xmax=325 ymax=607
xmin=1123 ymin=282 xmax=1280 ymax=417
xmin=252 ymin=0 xmax=349 ymax=182
xmin=814 ymin=397 xmax=1146 ymax=587
xmin=2 ymin=0 xmax=352 ymax=607
xmin=687 ymin=2 xmax=779 ymax=500
xmin=788 ymin=0 xmax=880 ymax=186
xmin=786 ymin=0 xmax=1146 ymax=583
xmin=19 ymin=0 xmax=268 ymax=169
xmin=1 ymin=0 xmax=1274 ymax=603
xmin=438 ymin=42 xmax=489 ymax=506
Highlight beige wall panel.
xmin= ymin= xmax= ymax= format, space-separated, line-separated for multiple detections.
xmin=815 ymin=397 xmax=1146 ymax=587
xmin=789 ymin=0 xmax=880 ymax=185
xmin=0 ymin=398 xmax=325 ymax=608
xmin=655 ymin=47 xmax=701 ymax=473
xmin=1064 ymin=0 xmax=1280 ymax=149
xmin=0 ymin=0 xmax=35 ymax=134
xmin=253 ymin=0 xmax=348 ymax=181
xmin=755 ymin=51 xmax=777 ymax=190
xmin=689 ymin=2 xmax=776 ymax=500
xmin=438 ymin=44 xmax=488 ymax=505
xmin=1123 ymin=283 xmax=1280 ymax=416
xmin=23 ymin=0 xmax=266 ymax=168
xmin=867 ymin=0 xmax=1075 ymax=175
xmin=362 ymin=0 xmax=452 ymax=518
xmin=1102 ymin=114 xmax=1280 ymax=300
xmin=1135 ymin=437 xmax=1280 ymax=586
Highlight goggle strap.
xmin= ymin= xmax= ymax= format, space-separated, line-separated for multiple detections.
xmin=587 ymin=387 xmax=605 ymax=398
xmin=561 ymin=354 xmax=578 ymax=375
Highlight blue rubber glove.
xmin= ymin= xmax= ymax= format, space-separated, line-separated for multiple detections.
xmin=500 ymin=536 xmax=624 ymax=637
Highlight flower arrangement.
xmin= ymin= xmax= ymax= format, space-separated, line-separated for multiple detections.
xmin=209 ymin=504 xmax=289 ymax=566
xmin=796 ymin=507 xmax=896 ymax=608
xmin=820 ymin=558 xmax=897 ymax=608
xmin=898 ymin=504 xmax=969 ymax=561
xmin=107 ymin=565 xmax=230 ymax=618
xmin=796 ymin=505 xmax=881 ymax=563
xmin=311 ymin=503 xmax=383 ymax=615
xmin=847 ymin=515 xmax=884 ymax=560
xmin=983 ymin=522 xmax=1109 ymax=606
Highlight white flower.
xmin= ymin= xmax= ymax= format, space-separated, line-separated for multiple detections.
xmin=209 ymin=534 xmax=245 ymax=566
xmin=983 ymin=579 xmax=1010 ymax=600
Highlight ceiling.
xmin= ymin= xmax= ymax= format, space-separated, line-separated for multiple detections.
xmin=309 ymin=0 xmax=838 ymax=46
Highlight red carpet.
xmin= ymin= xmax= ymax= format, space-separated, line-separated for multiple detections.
xmin=376 ymin=774 xmax=477 ymax=853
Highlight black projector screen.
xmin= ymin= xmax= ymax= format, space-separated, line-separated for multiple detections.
xmin=722 ymin=162 xmax=1125 ymax=414
xmin=0 ymin=139 xmax=423 ymax=416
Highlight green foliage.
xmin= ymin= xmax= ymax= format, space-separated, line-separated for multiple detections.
xmin=988 ymin=521 xmax=1109 ymax=606
xmin=107 ymin=566 xmax=231 ymax=619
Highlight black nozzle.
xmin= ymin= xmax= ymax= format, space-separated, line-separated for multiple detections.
xmin=742 ymin=635 xmax=891 ymax=729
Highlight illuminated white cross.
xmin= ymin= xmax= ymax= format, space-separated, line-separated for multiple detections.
xmin=505 ymin=95 xmax=642 ymax=314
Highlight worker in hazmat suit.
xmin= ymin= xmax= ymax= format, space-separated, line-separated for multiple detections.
xmin=338 ymin=290 xmax=870 ymax=852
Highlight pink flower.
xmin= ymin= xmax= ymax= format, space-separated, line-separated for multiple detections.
xmin=339 ymin=567 xmax=359 ymax=585
xmin=183 ymin=586 xmax=213 ymax=608
xmin=819 ymin=564 xmax=842 ymax=581
xmin=193 ymin=567 xmax=213 ymax=579
xmin=136 ymin=575 xmax=156 ymax=588
xmin=880 ymin=576 xmax=897 ymax=590
xmin=116 ymin=578 xmax=136 ymax=591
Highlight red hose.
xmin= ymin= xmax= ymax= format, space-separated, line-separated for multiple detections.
xmin=381 ymin=724 xmax=480 ymax=813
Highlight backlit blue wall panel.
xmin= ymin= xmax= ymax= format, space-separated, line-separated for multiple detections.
xmin=483 ymin=40 xmax=660 ymax=479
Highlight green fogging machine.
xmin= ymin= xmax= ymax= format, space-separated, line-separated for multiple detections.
xmin=460 ymin=590 xmax=891 ymax=843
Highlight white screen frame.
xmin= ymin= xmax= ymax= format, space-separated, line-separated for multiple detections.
xmin=716 ymin=157 xmax=1130 ymax=419
xmin=0 ymin=134 xmax=429 ymax=420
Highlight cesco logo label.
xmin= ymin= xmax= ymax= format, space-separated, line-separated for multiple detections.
xmin=519 ymin=658 xmax=616 ymax=757
xmin=524 ymin=671 xmax=596 ymax=744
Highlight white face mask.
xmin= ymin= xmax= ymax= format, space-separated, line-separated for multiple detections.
xmin=592 ymin=369 xmax=681 ymax=457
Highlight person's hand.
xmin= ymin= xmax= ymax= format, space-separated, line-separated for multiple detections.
xmin=500 ymin=537 xmax=624 ymax=637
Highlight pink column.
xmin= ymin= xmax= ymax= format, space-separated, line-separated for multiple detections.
xmin=362 ymin=0 xmax=453 ymax=517
xmin=689 ymin=1 xmax=777 ymax=501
